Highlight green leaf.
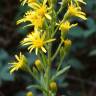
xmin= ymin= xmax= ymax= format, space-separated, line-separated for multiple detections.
xmin=14 ymin=91 xmax=26 ymax=96
xmin=0 ymin=65 xmax=14 ymax=81
xmin=89 ymin=49 xmax=96 ymax=56
xmin=83 ymin=28 xmax=96 ymax=38
xmin=27 ymin=85 xmax=41 ymax=90
xmin=51 ymin=66 xmax=70 ymax=80
xmin=66 ymin=58 xmax=84 ymax=70
xmin=26 ymin=52 xmax=36 ymax=65
xmin=0 ymin=49 xmax=9 ymax=61
xmin=86 ymin=18 xmax=95 ymax=29
xmin=69 ymin=27 xmax=84 ymax=38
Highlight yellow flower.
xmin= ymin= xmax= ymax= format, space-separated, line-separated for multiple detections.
xmin=26 ymin=91 xmax=33 ymax=96
xmin=59 ymin=21 xmax=77 ymax=32
xmin=28 ymin=0 xmax=51 ymax=20
xmin=21 ymin=30 xmax=55 ymax=55
xmin=66 ymin=2 xmax=87 ymax=20
xmin=9 ymin=52 xmax=27 ymax=74
xmin=17 ymin=11 xmax=44 ymax=29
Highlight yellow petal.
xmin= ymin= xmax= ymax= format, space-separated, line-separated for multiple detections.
xmin=41 ymin=47 xmax=47 ymax=53
xmin=45 ymin=14 xmax=51 ymax=20
xmin=45 ymin=39 xmax=56 ymax=43
xmin=36 ymin=48 xmax=38 ymax=55
xmin=43 ymin=0 xmax=47 ymax=5
xmin=15 ymin=55 xmax=20 ymax=61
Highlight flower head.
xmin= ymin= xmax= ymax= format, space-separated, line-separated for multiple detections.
xmin=67 ymin=2 xmax=87 ymax=20
xmin=9 ymin=52 xmax=27 ymax=74
xmin=59 ymin=21 xmax=77 ymax=32
xmin=21 ymin=30 xmax=55 ymax=55
xmin=17 ymin=11 xmax=44 ymax=29
xmin=28 ymin=0 xmax=51 ymax=20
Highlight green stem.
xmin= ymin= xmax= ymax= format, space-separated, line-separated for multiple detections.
xmin=57 ymin=0 xmax=67 ymax=15
xmin=57 ymin=53 xmax=65 ymax=71
xmin=26 ymin=66 xmax=39 ymax=82
xmin=51 ymin=25 xmax=59 ymax=38
xmin=52 ymin=41 xmax=63 ymax=61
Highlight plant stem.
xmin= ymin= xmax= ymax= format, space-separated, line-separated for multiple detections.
xmin=57 ymin=0 xmax=67 ymax=15
xmin=57 ymin=52 xmax=65 ymax=71
xmin=26 ymin=66 xmax=39 ymax=82
xmin=52 ymin=41 xmax=63 ymax=61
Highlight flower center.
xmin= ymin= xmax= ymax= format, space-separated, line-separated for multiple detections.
xmin=33 ymin=39 xmax=44 ymax=48
xmin=38 ymin=6 xmax=47 ymax=17
xmin=60 ymin=23 xmax=70 ymax=32
xmin=68 ymin=5 xmax=77 ymax=16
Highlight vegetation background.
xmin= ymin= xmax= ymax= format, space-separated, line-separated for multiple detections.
xmin=0 ymin=0 xmax=96 ymax=96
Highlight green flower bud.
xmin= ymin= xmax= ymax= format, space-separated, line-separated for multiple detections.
xmin=33 ymin=66 xmax=38 ymax=75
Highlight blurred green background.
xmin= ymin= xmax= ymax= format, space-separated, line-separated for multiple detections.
xmin=0 ymin=0 xmax=96 ymax=96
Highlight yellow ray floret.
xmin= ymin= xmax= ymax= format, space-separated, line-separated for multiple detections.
xmin=66 ymin=2 xmax=87 ymax=20
xmin=9 ymin=52 xmax=27 ymax=74
xmin=59 ymin=21 xmax=77 ymax=32
xmin=75 ymin=0 xmax=86 ymax=5
xmin=68 ymin=0 xmax=86 ymax=5
xmin=28 ymin=0 xmax=51 ymax=20
xmin=17 ymin=11 xmax=44 ymax=29
xmin=20 ymin=0 xmax=36 ymax=5
xmin=21 ymin=30 xmax=55 ymax=55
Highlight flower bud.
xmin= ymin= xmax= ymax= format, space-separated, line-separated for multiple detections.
xmin=26 ymin=91 xmax=33 ymax=96
xmin=49 ymin=81 xmax=57 ymax=92
xmin=64 ymin=39 xmax=72 ymax=46
xmin=33 ymin=66 xmax=38 ymax=75
xmin=35 ymin=59 xmax=42 ymax=71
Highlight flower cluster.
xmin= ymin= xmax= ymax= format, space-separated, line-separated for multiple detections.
xmin=9 ymin=0 xmax=87 ymax=96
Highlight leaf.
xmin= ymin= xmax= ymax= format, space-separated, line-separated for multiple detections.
xmin=26 ymin=52 xmax=36 ymax=65
xmin=69 ymin=27 xmax=84 ymax=38
xmin=51 ymin=66 xmax=70 ymax=80
xmin=0 ymin=49 xmax=9 ymax=61
xmin=66 ymin=58 xmax=84 ymax=70
xmin=27 ymin=85 xmax=41 ymax=90
xmin=83 ymin=28 xmax=96 ymax=38
xmin=14 ymin=91 xmax=26 ymax=96
xmin=89 ymin=49 xmax=96 ymax=56
xmin=27 ymin=84 xmax=48 ymax=93
xmin=86 ymin=18 xmax=95 ymax=29
xmin=0 ymin=65 xmax=14 ymax=81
